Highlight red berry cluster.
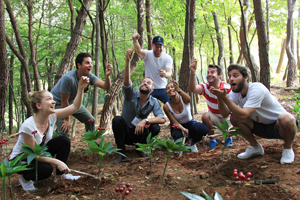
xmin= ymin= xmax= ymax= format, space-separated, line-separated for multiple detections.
xmin=144 ymin=124 xmax=150 ymax=129
xmin=115 ymin=182 xmax=133 ymax=199
xmin=87 ymin=118 xmax=94 ymax=123
xmin=59 ymin=120 xmax=64 ymax=123
xmin=97 ymin=127 xmax=106 ymax=131
xmin=171 ymin=124 xmax=178 ymax=129
xmin=31 ymin=130 xmax=37 ymax=135
xmin=0 ymin=138 xmax=8 ymax=145
xmin=233 ymin=169 xmax=251 ymax=184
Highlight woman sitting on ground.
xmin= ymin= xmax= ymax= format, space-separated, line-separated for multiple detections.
xmin=163 ymin=80 xmax=209 ymax=152
xmin=9 ymin=76 xmax=89 ymax=191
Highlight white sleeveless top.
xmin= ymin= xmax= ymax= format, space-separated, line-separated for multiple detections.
xmin=166 ymin=96 xmax=192 ymax=124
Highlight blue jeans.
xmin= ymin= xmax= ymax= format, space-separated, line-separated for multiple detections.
xmin=171 ymin=120 xmax=208 ymax=143
xmin=151 ymin=89 xmax=170 ymax=104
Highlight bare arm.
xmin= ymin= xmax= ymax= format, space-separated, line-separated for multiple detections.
xmin=56 ymin=76 xmax=89 ymax=119
xmin=93 ymin=63 xmax=113 ymax=90
xmin=22 ymin=133 xmax=70 ymax=173
xmin=173 ymin=79 xmax=190 ymax=104
xmin=124 ymin=48 xmax=134 ymax=86
xmin=189 ymin=59 xmax=203 ymax=94
xmin=134 ymin=117 xmax=166 ymax=135
xmin=132 ymin=33 xmax=145 ymax=59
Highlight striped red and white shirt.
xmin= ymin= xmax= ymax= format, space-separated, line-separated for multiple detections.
xmin=199 ymin=82 xmax=232 ymax=118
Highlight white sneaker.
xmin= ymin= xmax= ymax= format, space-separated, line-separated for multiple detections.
xmin=280 ymin=149 xmax=294 ymax=164
xmin=190 ymin=144 xmax=198 ymax=153
xmin=55 ymin=174 xmax=81 ymax=181
xmin=19 ymin=176 xmax=37 ymax=191
xmin=237 ymin=144 xmax=264 ymax=159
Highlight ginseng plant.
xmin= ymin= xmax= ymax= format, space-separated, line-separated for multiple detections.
xmin=232 ymin=169 xmax=252 ymax=200
xmin=212 ymin=120 xmax=244 ymax=162
xmin=156 ymin=137 xmax=191 ymax=181
xmin=0 ymin=154 xmax=29 ymax=200
xmin=85 ymin=135 xmax=126 ymax=198
xmin=21 ymin=142 xmax=52 ymax=191
xmin=135 ymin=129 xmax=159 ymax=175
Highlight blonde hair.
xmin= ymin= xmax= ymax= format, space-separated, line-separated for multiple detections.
xmin=29 ymin=91 xmax=47 ymax=113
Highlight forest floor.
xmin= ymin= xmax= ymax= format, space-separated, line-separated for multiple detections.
xmin=1 ymin=81 xmax=300 ymax=200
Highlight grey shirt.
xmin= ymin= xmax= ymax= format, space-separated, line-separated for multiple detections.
xmin=121 ymin=82 xmax=166 ymax=128
xmin=51 ymin=70 xmax=99 ymax=103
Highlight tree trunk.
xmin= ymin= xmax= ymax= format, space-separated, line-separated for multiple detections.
xmin=253 ymin=0 xmax=270 ymax=89
xmin=0 ymin=0 xmax=9 ymax=137
xmin=227 ymin=16 xmax=234 ymax=64
xmin=99 ymin=0 xmax=144 ymax=129
xmin=9 ymin=35 xmax=15 ymax=134
xmin=54 ymin=0 xmax=93 ymax=84
xmin=239 ymin=0 xmax=259 ymax=82
xmin=27 ymin=0 xmax=41 ymax=91
xmin=99 ymin=0 xmax=109 ymax=73
xmin=276 ymin=38 xmax=286 ymax=73
xmin=286 ymin=0 xmax=296 ymax=87
xmin=297 ymin=8 xmax=300 ymax=71
xmin=145 ymin=0 xmax=152 ymax=50
xmin=212 ymin=11 xmax=224 ymax=72
xmin=68 ymin=0 xmax=75 ymax=31
xmin=179 ymin=0 xmax=196 ymax=93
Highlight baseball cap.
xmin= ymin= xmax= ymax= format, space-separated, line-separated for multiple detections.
xmin=152 ymin=36 xmax=164 ymax=45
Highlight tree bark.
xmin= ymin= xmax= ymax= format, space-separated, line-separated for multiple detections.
xmin=99 ymin=0 xmax=145 ymax=129
xmin=253 ymin=0 xmax=270 ymax=89
xmin=99 ymin=0 xmax=109 ymax=73
xmin=54 ymin=0 xmax=93 ymax=84
xmin=0 ymin=0 xmax=9 ymax=137
xmin=9 ymin=35 xmax=15 ymax=134
xmin=276 ymin=38 xmax=286 ymax=73
xmin=68 ymin=0 xmax=75 ymax=31
xmin=212 ymin=11 xmax=224 ymax=71
xmin=227 ymin=16 xmax=234 ymax=64
xmin=286 ymin=0 xmax=296 ymax=87
xmin=145 ymin=0 xmax=152 ymax=50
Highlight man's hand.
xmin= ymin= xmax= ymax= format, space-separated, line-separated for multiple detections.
xmin=209 ymin=86 xmax=227 ymax=100
xmin=125 ymin=48 xmax=134 ymax=61
xmin=159 ymin=70 xmax=167 ymax=78
xmin=132 ymin=33 xmax=140 ymax=42
xmin=106 ymin=64 xmax=113 ymax=77
xmin=135 ymin=119 xmax=147 ymax=135
xmin=189 ymin=59 xmax=197 ymax=74
xmin=61 ymin=120 xmax=71 ymax=133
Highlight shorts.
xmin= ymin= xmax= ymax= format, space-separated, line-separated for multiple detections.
xmin=206 ymin=112 xmax=231 ymax=127
xmin=252 ymin=116 xmax=298 ymax=139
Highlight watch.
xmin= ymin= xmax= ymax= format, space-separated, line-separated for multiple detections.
xmin=145 ymin=118 xmax=149 ymax=124
xmin=178 ymin=89 xmax=182 ymax=94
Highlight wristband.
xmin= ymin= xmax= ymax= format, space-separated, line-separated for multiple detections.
xmin=190 ymin=73 xmax=195 ymax=75
xmin=178 ymin=89 xmax=182 ymax=94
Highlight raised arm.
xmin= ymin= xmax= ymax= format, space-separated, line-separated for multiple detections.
xmin=56 ymin=76 xmax=89 ymax=119
xmin=94 ymin=63 xmax=113 ymax=90
xmin=124 ymin=48 xmax=134 ymax=86
xmin=132 ymin=33 xmax=146 ymax=59
xmin=173 ymin=80 xmax=191 ymax=104
xmin=189 ymin=59 xmax=203 ymax=94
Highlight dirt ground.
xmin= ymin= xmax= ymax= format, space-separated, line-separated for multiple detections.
xmin=1 ymin=85 xmax=300 ymax=200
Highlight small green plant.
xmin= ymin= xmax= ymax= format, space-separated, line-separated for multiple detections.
xmin=82 ymin=127 xmax=107 ymax=143
xmin=0 ymin=154 xmax=30 ymax=200
xmin=135 ymin=131 xmax=159 ymax=175
xmin=180 ymin=190 xmax=223 ymax=200
xmin=290 ymin=92 xmax=300 ymax=129
xmin=156 ymin=137 xmax=191 ymax=180
xmin=212 ymin=120 xmax=244 ymax=162
xmin=85 ymin=138 xmax=125 ymax=198
xmin=21 ymin=142 xmax=52 ymax=190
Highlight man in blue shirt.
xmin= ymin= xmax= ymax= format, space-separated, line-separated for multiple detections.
xmin=51 ymin=53 xmax=112 ymax=135
xmin=112 ymin=48 xmax=166 ymax=165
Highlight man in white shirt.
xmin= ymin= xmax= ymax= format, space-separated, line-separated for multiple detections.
xmin=132 ymin=33 xmax=173 ymax=104
xmin=210 ymin=64 xmax=298 ymax=164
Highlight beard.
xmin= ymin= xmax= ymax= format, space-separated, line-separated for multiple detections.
xmin=139 ymin=86 xmax=152 ymax=94
xmin=232 ymin=80 xmax=245 ymax=93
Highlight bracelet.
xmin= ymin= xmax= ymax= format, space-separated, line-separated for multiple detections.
xmin=190 ymin=73 xmax=195 ymax=75
xmin=178 ymin=89 xmax=182 ymax=94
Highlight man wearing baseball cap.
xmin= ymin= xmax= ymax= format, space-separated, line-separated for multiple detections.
xmin=132 ymin=33 xmax=173 ymax=104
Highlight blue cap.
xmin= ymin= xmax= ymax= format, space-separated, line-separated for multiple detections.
xmin=152 ymin=36 xmax=164 ymax=45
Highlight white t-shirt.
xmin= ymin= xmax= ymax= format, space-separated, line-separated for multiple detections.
xmin=166 ymin=97 xmax=192 ymax=124
xmin=10 ymin=113 xmax=57 ymax=160
xmin=143 ymin=50 xmax=173 ymax=89
xmin=229 ymin=82 xmax=286 ymax=124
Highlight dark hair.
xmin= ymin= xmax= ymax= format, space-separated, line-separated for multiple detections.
xmin=208 ymin=64 xmax=222 ymax=75
xmin=144 ymin=77 xmax=155 ymax=88
xmin=228 ymin=64 xmax=249 ymax=82
xmin=75 ymin=53 xmax=92 ymax=69
xmin=29 ymin=91 xmax=47 ymax=113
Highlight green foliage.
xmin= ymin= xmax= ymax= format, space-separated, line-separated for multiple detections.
xmin=0 ymin=154 xmax=30 ymax=199
xmin=213 ymin=120 xmax=244 ymax=162
xmin=290 ymin=92 xmax=300 ymax=129
xmin=156 ymin=137 xmax=191 ymax=180
xmin=82 ymin=129 xmax=108 ymax=143
xmin=136 ymin=133 xmax=159 ymax=174
xmin=180 ymin=190 xmax=223 ymax=200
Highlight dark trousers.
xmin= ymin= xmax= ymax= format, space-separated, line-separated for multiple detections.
xmin=19 ymin=136 xmax=70 ymax=181
xmin=171 ymin=120 xmax=208 ymax=143
xmin=112 ymin=116 xmax=160 ymax=150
